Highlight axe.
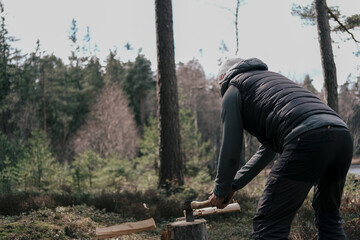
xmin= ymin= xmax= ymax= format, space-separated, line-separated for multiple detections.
xmin=182 ymin=199 xmax=240 ymax=222
xmin=161 ymin=200 xmax=240 ymax=239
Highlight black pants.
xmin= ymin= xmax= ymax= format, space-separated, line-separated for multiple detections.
xmin=252 ymin=126 xmax=353 ymax=240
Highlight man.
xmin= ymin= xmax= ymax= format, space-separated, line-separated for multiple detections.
xmin=209 ymin=58 xmax=353 ymax=239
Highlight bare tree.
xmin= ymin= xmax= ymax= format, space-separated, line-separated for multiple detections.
xmin=155 ymin=0 xmax=184 ymax=189
xmin=338 ymin=79 xmax=359 ymax=122
xmin=315 ymin=0 xmax=339 ymax=112
xmin=234 ymin=0 xmax=241 ymax=55
xmin=215 ymin=1 xmax=244 ymax=56
xmin=69 ymin=84 xmax=138 ymax=159
xmin=177 ymin=60 xmax=223 ymax=170
xmin=177 ymin=60 xmax=206 ymax=129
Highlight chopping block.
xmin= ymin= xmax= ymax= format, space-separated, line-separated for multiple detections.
xmin=161 ymin=218 xmax=208 ymax=240
xmin=161 ymin=200 xmax=240 ymax=240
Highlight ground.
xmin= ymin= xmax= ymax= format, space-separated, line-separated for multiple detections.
xmin=0 ymin=172 xmax=359 ymax=239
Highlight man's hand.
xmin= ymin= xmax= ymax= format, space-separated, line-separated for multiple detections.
xmin=209 ymin=190 xmax=234 ymax=209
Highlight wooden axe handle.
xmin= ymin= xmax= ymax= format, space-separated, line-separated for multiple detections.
xmin=193 ymin=203 xmax=240 ymax=217
xmin=177 ymin=203 xmax=241 ymax=221
xmin=190 ymin=200 xmax=212 ymax=209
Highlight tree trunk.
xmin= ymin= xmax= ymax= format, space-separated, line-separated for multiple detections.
xmin=139 ymin=87 xmax=145 ymax=134
xmin=315 ymin=0 xmax=338 ymax=112
xmin=155 ymin=0 xmax=184 ymax=189
xmin=163 ymin=219 xmax=208 ymax=240
xmin=42 ymin=70 xmax=47 ymax=136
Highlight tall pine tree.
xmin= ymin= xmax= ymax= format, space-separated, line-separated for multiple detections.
xmin=155 ymin=0 xmax=184 ymax=190
xmin=123 ymin=54 xmax=155 ymax=128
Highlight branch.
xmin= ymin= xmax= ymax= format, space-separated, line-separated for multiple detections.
xmin=327 ymin=7 xmax=360 ymax=43
xmin=235 ymin=0 xmax=240 ymax=55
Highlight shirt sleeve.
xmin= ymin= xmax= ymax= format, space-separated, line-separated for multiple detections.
xmin=213 ymin=86 xmax=244 ymax=198
xmin=231 ymin=145 xmax=276 ymax=191
xmin=213 ymin=86 xmax=277 ymax=198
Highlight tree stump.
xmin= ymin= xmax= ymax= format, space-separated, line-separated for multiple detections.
xmin=162 ymin=218 xmax=208 ymax=240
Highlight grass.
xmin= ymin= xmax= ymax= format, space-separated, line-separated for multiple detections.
xmin=0 ymin=173 xmax=359 ymax=239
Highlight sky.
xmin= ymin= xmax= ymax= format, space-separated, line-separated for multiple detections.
xmin=2 ymin=0 xmax=360 ymax=91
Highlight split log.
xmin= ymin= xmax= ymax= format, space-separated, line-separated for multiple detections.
xmin=96 ymin=218 xmax=156 ymax=239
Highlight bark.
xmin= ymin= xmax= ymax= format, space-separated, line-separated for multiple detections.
xmin=155 ymin=0 xmax=184 ymax=189
xmin=42 ymin=70 xmax=47 ymax=136
xmin=163 ymin=219 xmax=208 ymax=240
xmin=315 ymin=0 xmax=338 ymax=112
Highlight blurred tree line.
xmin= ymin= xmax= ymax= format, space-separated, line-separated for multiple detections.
xmin=0 ymin=4 xmax=222 ymax=194
xmin=0 ymin=2 xmax=359 ymax=196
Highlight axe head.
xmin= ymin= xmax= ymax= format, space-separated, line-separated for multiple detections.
xmin=184 ymin=200 xmax=194 ymax=222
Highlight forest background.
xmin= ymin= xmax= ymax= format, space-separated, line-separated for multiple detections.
xmin=0 ymin=0 xmax=359 ymax=239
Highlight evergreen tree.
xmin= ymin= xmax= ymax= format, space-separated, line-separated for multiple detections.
xmin=16 ymin=41 xmax=43 ymax=140
xmin=0 ymin=156 xmax=19 ymax=193
xmin=302 ymin=74 xmax=318 ymax=95
xmin=68 ymin=18 xmax=80 ymax=67
xmin=67 ymin=18 xmax=87 ymax=127
xmin=0 ymin=1 xmax=10 ymax=106
xmin=52 ymin=161 xmax=72 ymax=194
xmin=155 ymin=0 xmax=184 ymax=190
xmin=18 ymin=130 xmax=58 ymax=191
xmin=71 ymin=150 xmax=104 ymax=193
xmin=315 ymin=0 xmax=338 ymax=112
xmin=38 ymin=55 xmax=72 ymax=162
xmin=123 ymin=54 xmax=155 ymax=127
xmin=138 ymin=115 xmax=159 ymax=173
xmin=292 ymin=1 xmax=360 ymax=112
xmin=180 ymin=108 xmax=214 ymax=177
xmin=0 ymin=132 xmax=24 ymax=193
xmin=98 ymin=154 xmax=137 ymax=192
xmin=138 ymin=109 xmax=214 ymax=183
xmin=291 ymin=2 xmax=360 ymax=42
xmin=0 ymin=2 xmax=24 ymax=135
xmin=104 ymin=50 xmax=125 ymax=85
xmin=83 ymin=57 xmax=104 ymax=92
xmin=43 ymin=20 xmax=100 ymax=162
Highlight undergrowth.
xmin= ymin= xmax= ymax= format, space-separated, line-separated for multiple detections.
xmin=0 ymin=173 xmax=359 ymax=239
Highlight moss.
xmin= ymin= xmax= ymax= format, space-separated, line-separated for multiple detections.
xmin=0 ymin=222 xmax=27 ymax=238
xmin=0 ymin=220 xmax=62 ymax=239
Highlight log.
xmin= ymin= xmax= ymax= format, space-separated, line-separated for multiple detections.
xmin=96 ymin=218 xmax=156 ymax=239
xmin=176 ymin=202 xmax=241 ymax=221
xmin=163 ymin=218 xmax=207 ymax=240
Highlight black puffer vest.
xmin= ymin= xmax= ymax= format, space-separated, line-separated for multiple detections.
xmin=221 ymin=58 xmax=339 ymax=153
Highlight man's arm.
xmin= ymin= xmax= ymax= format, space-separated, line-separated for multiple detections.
xmin=211 ymin=86 xmax=276 ymax=208
xmin=232 ymin=145 xmax=276 ymax=191
xmin=213 ymin=86 xmax=244 ymax=199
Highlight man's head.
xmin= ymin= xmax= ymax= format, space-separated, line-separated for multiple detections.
xmin=217 ymin=57 xmax=243 ymax=86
